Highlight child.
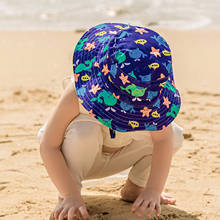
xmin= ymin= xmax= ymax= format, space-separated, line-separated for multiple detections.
xmin=38 ymin=22 xmax=184 ymax=220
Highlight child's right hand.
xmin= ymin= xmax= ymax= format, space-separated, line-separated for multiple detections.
xmin=53 ymin=194 xmax=90 ymax=220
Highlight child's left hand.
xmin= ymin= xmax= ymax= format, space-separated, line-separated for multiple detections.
xmin=131 ymin=187 xmax=161 ymax=218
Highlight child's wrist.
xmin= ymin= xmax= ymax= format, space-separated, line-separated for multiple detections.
xmin=61 ymin=188 xmax=81 ymax=199
xmin=144 ymin=185 xmax=163 ymax=195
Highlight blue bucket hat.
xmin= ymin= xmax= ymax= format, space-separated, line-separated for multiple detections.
xmin=72 ymin=22 xmax=181 ymax=138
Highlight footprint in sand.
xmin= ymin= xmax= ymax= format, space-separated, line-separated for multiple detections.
xmin=183 ymin=133 xmax=194 ymax=141
xmin=187 ymin=90 xmax=220 ymax=97
xmin=0 ymin=181 xmax=9 ymax=191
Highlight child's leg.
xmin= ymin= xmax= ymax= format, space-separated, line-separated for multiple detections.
xmin=85 ymin=121 xmax=184 ymax=188
xmin=60 ymin=120 xmax=104 ymax=191
xmin=128 ymin=121 xmax=184 ymax=187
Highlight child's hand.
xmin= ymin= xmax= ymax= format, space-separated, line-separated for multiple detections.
xmin=53 ymin=194 xmax=90 ymax=220
xmin=131 ymin=187 xmax=161 ymax=218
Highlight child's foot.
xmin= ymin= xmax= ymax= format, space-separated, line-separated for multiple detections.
xmin=120 ymin=178 xmax=176 ymax=205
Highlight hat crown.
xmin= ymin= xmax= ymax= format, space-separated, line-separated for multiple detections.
xmin=98 ymin=25 xmax=172 ymax=101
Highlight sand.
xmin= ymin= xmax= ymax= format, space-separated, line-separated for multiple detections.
xmin=0 ymin=28 xmax=220 ymax=220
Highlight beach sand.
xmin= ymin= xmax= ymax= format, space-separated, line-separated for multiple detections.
xmin=0 ymin=28 xmax=220 ymax=220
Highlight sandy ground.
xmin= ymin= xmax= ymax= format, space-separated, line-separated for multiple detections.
xmin=0 ymin=28 xmax=220 ymax=220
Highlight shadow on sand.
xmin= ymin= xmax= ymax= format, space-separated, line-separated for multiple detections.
xmin=79 ymin=194 xmax=200 ymax=220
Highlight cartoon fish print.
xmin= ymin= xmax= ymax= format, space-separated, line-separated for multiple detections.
xmin=99 ymin=54 xmax=107 ymax=64
xmin=148 ymin=63 xmax=159 ymax=70
xmin=76 ymin=87 xmax=86 ymax=97
xmin=166 ymin=104 xmax=180 ymax=118
xmin=90 ymin=89 xmax=117 ymax=106
xmin=159 ymin=81 xmax=167 ymax=87
xmin=128 ymin=48 xmax=147 ymax=59
xmin=114 ymin=125 xmax=127 ymax=132
xmin=162 ymin=49 xmax=171 ymax=56
xmin=139 ymin=74 xmax=151 ymax=82
xmin=146 ymin=91 xmax=158 ymax=100
xmin=78 ymin=98 xmax=83 ymax=103
xmin=151 ymin=110 xmax=160 ymax=118
xmin=163 ymin=81 xmax=176 ymax=93
xmin=134 ymin=39 xmax=147 ymax=45
xmin=98 ymin=36 xmax=111 ymax=44
xmin=153 ymin=99 xmax=160 ymax=108
xmin=120 ymin=62 xmax=131 ymax=68
xmin=115 ymin=49 xmax=126 ymax=64
xmin=110 ymin=64 xmax=117 ymax=78
xmin=108 ymin=75 xmax=113 ymax=83
xmin=114 ymin=24 xmax=130 ymax=29
xmin=75 ymin=37 xmax=88 ymax=51
xmin=150 ymin=35 xmax=169 ymax=48
xmin=118 ymin=31 xmax=132 ymax=39
xmin=120 ymin=84 xmax=147 ymax=97
xmin=81 ymin=74 xmax=91 ymax=81
xmin=128 ymin=71 xmax=137 ymax=79
xmin=95 ymin=31 xmax=107 ymax=36
xmin=105 ymin=106 xmax=116 ymax=112
xmin=94 ymin=24 xmax=109 ymax=29
xmin=144 ymin=123 xmax=157 ymax=131
xmin=128 ymin=121 xmax=139 ymax=128
xmin=162 ymin=62 xmax=172 ymax=74
xmin=120 ymin=101 xmax=135 ymax=113
xmin=97 ymin=117 xmax=112 ymax=128
xmin=103 ymin=38 xmax=111 ymax=52
xmin=75 ymin=57 xmax=96 ymax=73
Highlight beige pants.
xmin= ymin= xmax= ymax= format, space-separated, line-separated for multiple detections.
xmin=38 ymin=116 xmax=184 ymax=192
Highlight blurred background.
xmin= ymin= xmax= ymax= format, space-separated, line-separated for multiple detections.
xmin=0 ymin=0 xmax=219 ymax=30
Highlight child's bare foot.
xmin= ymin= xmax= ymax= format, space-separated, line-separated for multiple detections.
xmin=120 ymin=178 xmax=176 ymax=205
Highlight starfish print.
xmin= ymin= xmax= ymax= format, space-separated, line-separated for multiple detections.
xmin=113 ymin=92 xmax=120 ymax=99
xmin=172 ymin=80 xmax=176 ymax=89
xmin=150 ymin=47 xmax=161 ymax=58
xmin=162 ymin=125 xmax=166 ymax=130
xmin=101 ymin=64 xmax=110 ymax=75
xmin=119 ymin=73 xmax=130 ymax=85
xmin=89 ymin=109 xmax=96 ymax=117
xmin=94 ymin=62 xmax=99 ymax=68
xmin=140 ymin=107 xmax=152 ymax=117
xmin=84 ymin=42 xmax=95 ymax=51
xmin=89 ymin=84 xmax=101 ymax=94
xmin=135 ymin=28 xmax=148 ymax=35
xmin=163 ymin=96 xmax=171 ymax=108
xmin=74 ymin=73 xmax=80 ymax=82
xmin=160 ymin=73 xmax=165 ymax=79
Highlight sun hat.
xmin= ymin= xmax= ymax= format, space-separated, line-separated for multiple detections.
xmin=72 ymin=22 xmax=181 ymax=138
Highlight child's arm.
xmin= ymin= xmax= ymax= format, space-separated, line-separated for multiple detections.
xmin=132 ymin=124 xmax=174 ymax=217
xmin=39 ymin=81 xmax=90 ymax=219
xmin=146 ymin=123 xmax=174 ymax=193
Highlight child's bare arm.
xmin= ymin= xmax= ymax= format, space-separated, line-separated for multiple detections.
xmin=132 ymin=124 xmax=174 ymax=217
xmin=39 ymin=81 xmax=81 ymax=198
xmin=146 ymin=123 xmax=174 ymax=193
